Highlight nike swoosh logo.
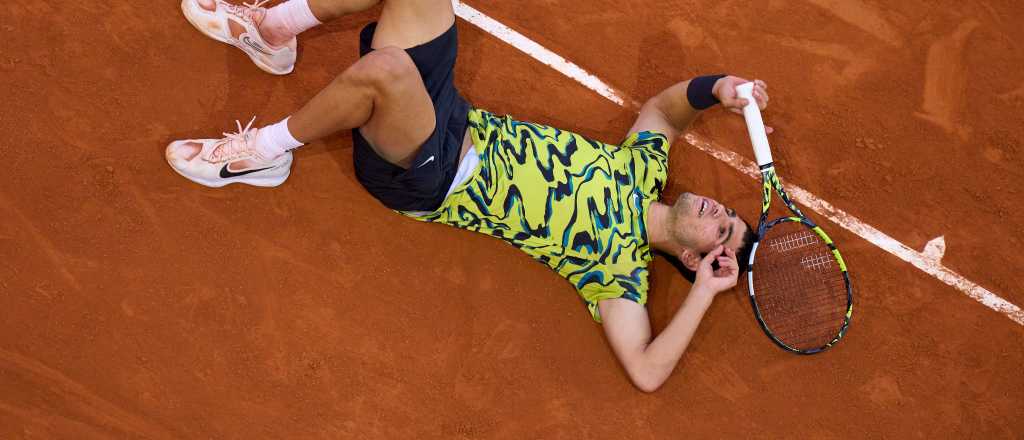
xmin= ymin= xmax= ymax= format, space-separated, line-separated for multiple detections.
xmin=220 ymin=163 xmax=274 ymax=178
xmin=416 ymin=156 xmax=435 ymax=168
xmin=240 ymin=34 xmax=272 ymax=56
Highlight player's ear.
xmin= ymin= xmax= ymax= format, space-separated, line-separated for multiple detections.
xmin=677 ymin=248 xmax=701 ymax=271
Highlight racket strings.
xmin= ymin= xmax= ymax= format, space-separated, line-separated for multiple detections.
xmin=753 ymin=222 xmax=848 ymax=351
xmin=767 ymin=231 xmax=817 ymax=253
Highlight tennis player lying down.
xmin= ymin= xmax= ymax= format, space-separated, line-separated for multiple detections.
xmin=166 ymin=0 xmax=771 ymax=392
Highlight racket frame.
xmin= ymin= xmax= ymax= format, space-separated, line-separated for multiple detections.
xmin=735 ymin=82 xmax=852 ymax=355
xmin=746 ymin=166 xmax=853 ymax=354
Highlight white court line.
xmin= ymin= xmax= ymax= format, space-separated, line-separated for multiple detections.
xmin=453 ymin=1 xmax=1024 ymax=326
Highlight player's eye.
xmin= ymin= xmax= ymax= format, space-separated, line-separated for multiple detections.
xmin=719 ymin=227 xmax=726 ymax=237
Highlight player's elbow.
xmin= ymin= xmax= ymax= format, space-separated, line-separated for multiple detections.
xmin=631 ymin=373 xmax=665 ymax=393
xmin=626 ymin=365 xmax=668 ymax=393
xmin=641 ymin=95 xmax=670 ymax=121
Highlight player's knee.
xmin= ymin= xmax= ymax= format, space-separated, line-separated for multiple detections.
xmin=343 ymin=47 xmax=417 ymax=89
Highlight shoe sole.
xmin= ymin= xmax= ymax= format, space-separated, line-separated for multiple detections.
xmin=167 ymin=162 xmax=291 ymax=187
xmin=165 ymin=149 xmax=292 ymax=188
xmin=180 ymin=0 xmax=294 ymax=75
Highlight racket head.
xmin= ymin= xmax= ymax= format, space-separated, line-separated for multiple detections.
xmin=746 ymin=217 xmax=852 ymax=354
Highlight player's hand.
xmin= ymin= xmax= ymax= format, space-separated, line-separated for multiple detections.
xmin=713 ymin=76 xmax=773 ymax=133
xmin=692 ymin=245 xmax=740 ymax=297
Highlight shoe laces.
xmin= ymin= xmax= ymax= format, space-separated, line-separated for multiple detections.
xmin=203 ymin=116 xmax=264 ymax=163
xmin=224 ymin=0 xmax=270 ymax=23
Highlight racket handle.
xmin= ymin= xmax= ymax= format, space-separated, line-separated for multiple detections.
xmin=735 ymin=82 xmax=773 ymax=167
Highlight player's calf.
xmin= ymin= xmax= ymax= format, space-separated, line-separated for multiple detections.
xmin=286 ymin=46 xmax=432 ymax=168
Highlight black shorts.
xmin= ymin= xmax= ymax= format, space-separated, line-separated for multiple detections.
xmin=352 ymin=22 xmax=471 ymax=212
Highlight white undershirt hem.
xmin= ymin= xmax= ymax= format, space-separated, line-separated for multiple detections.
xmin=404 ymin=147 xmax=480 ymax=217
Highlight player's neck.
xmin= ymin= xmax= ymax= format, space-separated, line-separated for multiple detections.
xmin=646 ymin=202 xmax=684 ymax=256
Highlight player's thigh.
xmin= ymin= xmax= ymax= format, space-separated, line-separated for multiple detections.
xmin=371 ymin=0 xmax=455 ymax=50
xmin=356 ymin=47 xmax=436 ymax=166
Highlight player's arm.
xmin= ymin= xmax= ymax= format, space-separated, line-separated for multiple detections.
xmin=627 ymin=75 xmax=770 ymax=140
xmin=597 ymin=246 xmax=739 ymax=393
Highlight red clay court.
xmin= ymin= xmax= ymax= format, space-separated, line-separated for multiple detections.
xmin=2 ymin=0 xmax=1023 ymax=438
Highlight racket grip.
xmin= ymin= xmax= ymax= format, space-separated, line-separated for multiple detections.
xmin=735 ymin=82 xmax=773 ymax=167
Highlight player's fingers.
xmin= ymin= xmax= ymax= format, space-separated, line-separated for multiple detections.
xmin=757 ymin=96 xmax=769 ymax=109
xmin=754 ymin=79 xmax=767 ymax=90
xmin=730 ymin=76 xmax=750 ymax=86
xmin=755 ymin=85 xmax=769 ymax=101
xmin=703 ymin=245 xmax=725 ymax=262
xmin=724 ymin=261 xmax=738 ymax=274
xmin=754 ymin=90 xmax=769 ymax=110
xmin=715 ymin=265 xmax=736 ymax=279
xmin=718 ymin=257 xmax=737 ymax=271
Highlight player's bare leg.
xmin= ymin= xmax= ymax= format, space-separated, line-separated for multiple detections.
xmin=282 ymin=0 xmax=458 ymax=166
xmin=165 ymin=46 xmax=434 ymax=185
xmin=288 ymin=47 xmax=436 ymax=167
xmin=166 ymin=0 xmax=459 ymax=185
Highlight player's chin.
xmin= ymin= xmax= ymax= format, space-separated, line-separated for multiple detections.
xmin=672 ymin=192 xmax=695 ymax=217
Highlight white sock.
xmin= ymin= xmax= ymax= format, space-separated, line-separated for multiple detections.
xmin=264 ymin=0 xmax=323 ymax=38
xmin=255 ymin=117 xmax=304 ymax=159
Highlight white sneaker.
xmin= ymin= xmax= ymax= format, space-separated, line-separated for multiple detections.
xmin=181 ymin=0 xmax=297 ymax=75
xmin=165 ymin=117 xmax=293 ymax=188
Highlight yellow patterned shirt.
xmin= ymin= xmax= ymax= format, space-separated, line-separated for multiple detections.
xmin=403 ymin=109 xmax=671 ymax=322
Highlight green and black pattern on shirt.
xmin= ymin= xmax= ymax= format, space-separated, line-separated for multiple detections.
xmin=404 ymin=109 xmax=671 ymax=322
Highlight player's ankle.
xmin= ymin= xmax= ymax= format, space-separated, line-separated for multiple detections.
xmin=255 ymin=117 xmax=304 ymax=160
xmin=257 ymin=23 xmax=293 ymax=48
xmin=259 ymin=0 xmax=322 ymax=47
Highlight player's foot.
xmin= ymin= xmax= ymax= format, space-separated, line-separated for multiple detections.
xmin=165 ymin=117 xmax=293 ymax=188
xmin=181 ymin=0 xmax=297 ymax=75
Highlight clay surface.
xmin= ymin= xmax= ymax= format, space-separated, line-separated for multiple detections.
xmin=1 ymin=1 xmax=1022 ymax=438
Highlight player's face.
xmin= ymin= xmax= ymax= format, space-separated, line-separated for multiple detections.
xmin=671 ymin=192 xmax=748 ymax=253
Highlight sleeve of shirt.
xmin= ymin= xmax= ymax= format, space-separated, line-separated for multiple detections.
xmin=620 ymin=131 xmax=671 ymax=162
xmin=576 ymin=266 xmax=650 ymax=323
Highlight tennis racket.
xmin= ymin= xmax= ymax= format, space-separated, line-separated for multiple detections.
xmin=735 ymin=82 xmax=853 ymax=355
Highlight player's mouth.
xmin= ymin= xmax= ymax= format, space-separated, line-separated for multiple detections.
xmin=697 ymin=198 xmax=719 ymax=217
